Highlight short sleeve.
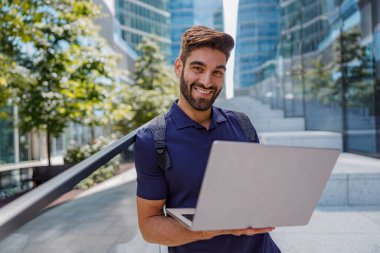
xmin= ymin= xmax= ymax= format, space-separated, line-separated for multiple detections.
xmin=134 ymin=127 xmax=168 ymax=200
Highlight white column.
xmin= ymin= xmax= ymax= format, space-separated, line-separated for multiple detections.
xmin=13 ymin=103 xmax=19 ymax=163
xmin=69 ymin=122 xmax=74 ymax=146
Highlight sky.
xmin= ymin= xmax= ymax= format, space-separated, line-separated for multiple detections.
xmin=223 ymin=0 xmax=239 ymax=99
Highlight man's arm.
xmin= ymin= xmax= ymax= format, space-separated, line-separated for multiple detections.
xmin=137 ymin=197 xmax=274 ymax=247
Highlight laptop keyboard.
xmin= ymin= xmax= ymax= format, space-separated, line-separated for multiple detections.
xmin=182 ymin=214 xmax=194 ymax=222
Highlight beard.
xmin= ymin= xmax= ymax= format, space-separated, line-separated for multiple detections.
xmin=180 ymin=71 xmax=222 ymax=111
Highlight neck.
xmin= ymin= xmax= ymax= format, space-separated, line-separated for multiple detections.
xmin=177 ymin=97 xmax=212 ymax=129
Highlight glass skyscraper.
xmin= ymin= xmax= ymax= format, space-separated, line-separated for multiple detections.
xmin=234 ymin=0 xmax=280 ymax=91
xmin=251 ymin=0 xmax=380 ymax=158
xmin=169 ymin=0 xmax=224 ymax=63
xmin=115 ymin=0 xmax=171 ymax=59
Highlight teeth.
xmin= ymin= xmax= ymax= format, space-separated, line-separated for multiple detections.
xmin=195 ymin=88 xmax=212 ymax=94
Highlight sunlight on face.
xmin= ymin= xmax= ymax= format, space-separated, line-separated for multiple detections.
xmin=179 ymin=47 xmax=226 ymax=111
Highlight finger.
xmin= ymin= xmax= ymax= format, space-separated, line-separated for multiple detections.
xmin=247 ymin=227 xmax=275 ymax=235
xmin=232 ymin=227 xmax=272 ymax=236
xmin=248 ymin=227 xmax=275 ymax=231
xmin=230 ymin=229 xmax=255 ymax=236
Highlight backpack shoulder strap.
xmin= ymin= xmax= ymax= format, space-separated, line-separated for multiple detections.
xmin=232 ymin=111 xmax=257 ymax=143
xmin=147 ymin=114 xmax=170 ymax=172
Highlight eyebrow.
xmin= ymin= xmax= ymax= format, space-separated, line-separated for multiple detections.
xmin=189 ymin=61 xmax=226 ymax=71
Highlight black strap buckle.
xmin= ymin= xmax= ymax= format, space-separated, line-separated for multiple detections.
xmin=155 ymin=140 xmax=165 ymax=153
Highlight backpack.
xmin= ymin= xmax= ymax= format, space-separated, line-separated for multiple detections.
xmin=148 ymin=110 xmax=257 ymax=172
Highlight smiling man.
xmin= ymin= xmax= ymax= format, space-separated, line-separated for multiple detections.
xmin=178 ymin=47 xmax=224 ymax=112
xmin=134 ymin=26 xmax=281 ymax=253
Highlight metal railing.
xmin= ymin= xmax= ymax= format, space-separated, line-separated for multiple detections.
xmin=0 ymin=128 xmax=139 ymax=240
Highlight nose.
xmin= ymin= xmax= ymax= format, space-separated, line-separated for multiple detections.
xmin=199 ymin=72 xmax=213 ymax=88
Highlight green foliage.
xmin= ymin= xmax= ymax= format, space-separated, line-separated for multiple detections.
xmin=0 ymin=58 xmax=12 ymax=119
xmin=64 ymin=137 xmax=120 ymax=189
xmin=0 ymin=0 xmax=120 ymax=163
xmin=0 ymin=54 xmax=30 ymax=118
xmin=113 ymin=38 xmax=178 ymax=134
xmin=0 ymin=56 xmax=12 ymax=110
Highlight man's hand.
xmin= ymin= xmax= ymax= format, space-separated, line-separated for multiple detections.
xmin=200 ymin=227 xmax=275 ymax=240
xmin=137 ymin=197 xmax=274 ymax=246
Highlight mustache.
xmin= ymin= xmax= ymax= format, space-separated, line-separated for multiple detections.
xmin=191 ymin=82 xmax=217 ymax=92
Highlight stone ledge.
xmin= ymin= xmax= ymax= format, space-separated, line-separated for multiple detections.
xmin=260 ymin=131 xmax=342 ymax=150
xmin=319 ymin=173 xmax=380 ymax=206
xmin=320 ymin=153 xmax=380 ymax=206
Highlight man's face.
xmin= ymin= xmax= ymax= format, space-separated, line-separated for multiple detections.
xmin=175 ymin=47 xmax=226 ymax=111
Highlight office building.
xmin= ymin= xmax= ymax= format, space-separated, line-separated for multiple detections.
xmin=234 ymin=0 xmax=280 ymax=91
xmin=169 ymin=0 xmax=224 ymax=63
xmin=115 ymin=0 xmax=171 ymax=59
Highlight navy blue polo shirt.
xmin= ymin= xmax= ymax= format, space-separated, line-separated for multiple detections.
xmin=135 ymin=101 xmax=280 ymax=253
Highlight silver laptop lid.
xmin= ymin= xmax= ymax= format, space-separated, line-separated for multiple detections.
xmin=191 ymin=141 xmax=340 ymax=231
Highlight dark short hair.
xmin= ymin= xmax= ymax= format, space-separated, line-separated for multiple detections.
xmin=179 ymin=26 xmax=235 ymax=63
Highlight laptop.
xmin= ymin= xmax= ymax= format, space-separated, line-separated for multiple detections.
xmin=166 ymin=141 xmax=340 ymax=231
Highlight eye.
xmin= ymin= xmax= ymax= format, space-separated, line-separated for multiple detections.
xmin=192 ymin=66 xmax=203 ymax=72
xmin=213 ymin=70 xmax=224 ymax=77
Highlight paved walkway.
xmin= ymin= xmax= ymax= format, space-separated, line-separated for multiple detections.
xmin=0 ymin=166 xmax=379 ymax=253
xmin=272 ymin=205 xmax=380 ymax=253
xmin=0 ymin=170 xmax=140 ymax=253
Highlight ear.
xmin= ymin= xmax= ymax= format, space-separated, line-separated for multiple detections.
xmin=174 ymin=58 xmax=183 ymax=78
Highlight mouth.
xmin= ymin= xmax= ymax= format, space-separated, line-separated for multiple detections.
xmin=194 ymin=87 xmax=214 ymax=95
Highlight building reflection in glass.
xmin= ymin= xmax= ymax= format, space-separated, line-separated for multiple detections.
xmin=245 ymin=0 xmax=379 ymax=158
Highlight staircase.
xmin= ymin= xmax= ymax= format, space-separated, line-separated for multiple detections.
xmin=215 ymin=96 xmax=305 ymax=132
xmin=215 ymin=96 xmax=342 ymax=150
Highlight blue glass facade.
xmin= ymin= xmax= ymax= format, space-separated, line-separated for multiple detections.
xmin=0 ymin=107 xmax=14 ymax=164
xmin=115 ymin=0 xmax=171 ymax=59
xmin=169 ymin=0 xmax=224 ymax=63
xmin=234 ymin=0 xmax=280 ymax=90
xmin=251 ymin=0 xmax=380 ymax=158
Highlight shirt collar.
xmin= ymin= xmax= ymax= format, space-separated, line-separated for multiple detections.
xmin=169 ymin=100 xmax=227 ymax=130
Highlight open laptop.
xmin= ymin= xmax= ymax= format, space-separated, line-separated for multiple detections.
xmin=166 ymin=141 xmax=340 ymax=231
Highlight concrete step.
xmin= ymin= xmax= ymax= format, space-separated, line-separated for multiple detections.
xmin=244 ymin=110 xmax=285 ymax=119
xmin=259 ymin=131 xmax=342 ymax=150
xmin=216 ymin=98 xmax=284 ymax=118
xmin=215 ymin=96 xmax=305 ymax=132
xmin=253 ymin=118 xmax=305 ymax=132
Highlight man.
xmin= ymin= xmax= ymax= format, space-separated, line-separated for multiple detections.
xmin=134 ymin=26 xmax=281 ymax=253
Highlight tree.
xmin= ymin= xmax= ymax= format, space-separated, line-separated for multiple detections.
xmin=0 ymin=0 xmax=119 ymax=165
xmin=0 ymin=55 xmax=29 ymax=118
xmin=0 ymin=58 xmax=12 ymax=113
xmin=113 ymin=37 xmax=178 ymax=134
